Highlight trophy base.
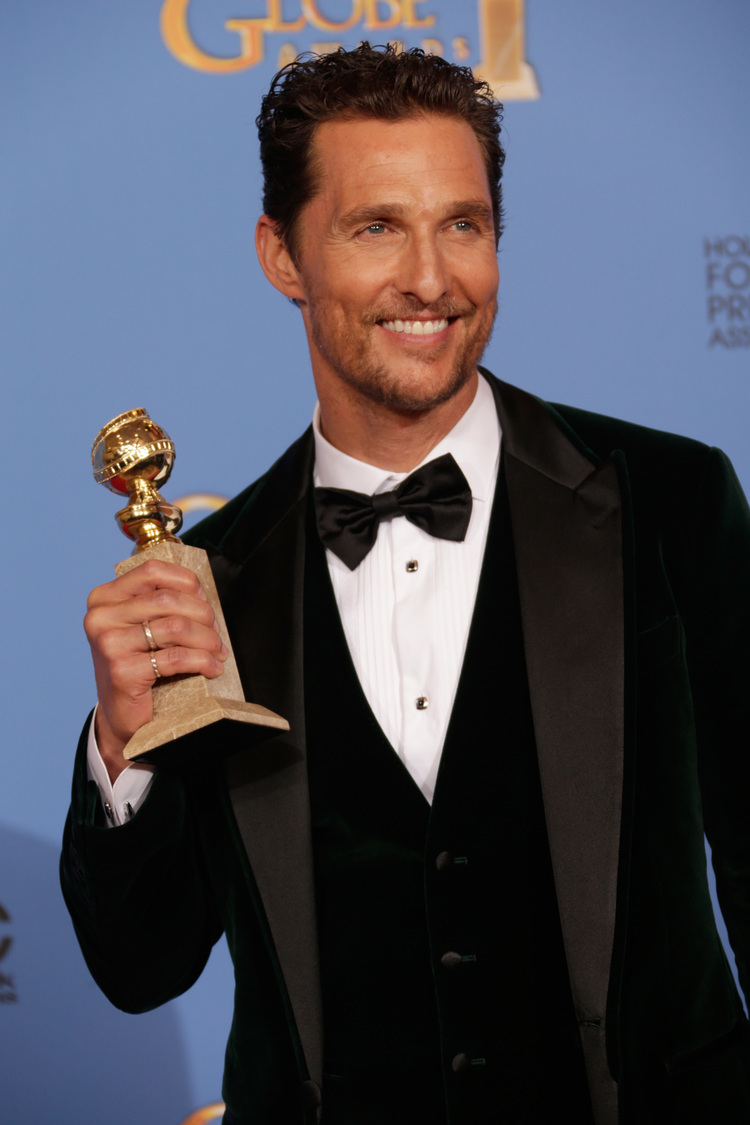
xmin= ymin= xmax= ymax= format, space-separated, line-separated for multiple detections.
xmin=123 ymin=695 xmax=287 ymax=760
xmin=115 ymin=538 xmax=289 ymax=761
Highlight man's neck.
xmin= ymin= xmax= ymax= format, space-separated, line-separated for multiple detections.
xmin=316 ymin=371 xmax=479 ymax=472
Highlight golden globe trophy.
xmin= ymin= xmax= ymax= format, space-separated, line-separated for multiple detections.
xmin=91 ymin=408 xmax=288 ymax=761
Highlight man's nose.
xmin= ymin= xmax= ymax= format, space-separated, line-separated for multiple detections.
xmin=395 ymin=233 xmax=449 ymax=304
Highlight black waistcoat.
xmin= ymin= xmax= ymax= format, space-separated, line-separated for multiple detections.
xmin=304 ymin=465 xmax=593 ymax=1125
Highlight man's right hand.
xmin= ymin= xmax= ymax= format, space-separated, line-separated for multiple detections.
xmin=83 ymin=560 xmax=227 ymax=781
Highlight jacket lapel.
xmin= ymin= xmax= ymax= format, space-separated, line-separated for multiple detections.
xmin=489 ymin=375 xmax=625 ymax=1124
xmin=204 ymin=430 xmax=323 ymax=1093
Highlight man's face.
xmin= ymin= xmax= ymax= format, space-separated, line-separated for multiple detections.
xmin=289 ymin=113 xmax=500 ymax=417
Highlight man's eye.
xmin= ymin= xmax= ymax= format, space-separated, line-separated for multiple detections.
xmin=454 ymin=220 xmax=475 ymax=232
xmin=364 ymin=222 xmax=387 ymax=235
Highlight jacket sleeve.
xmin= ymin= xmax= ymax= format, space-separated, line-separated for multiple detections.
xmin=685 ymin=446 xmax=750 ymax=1004
xmin=60 ymin=712 xmax=224 ymax=1013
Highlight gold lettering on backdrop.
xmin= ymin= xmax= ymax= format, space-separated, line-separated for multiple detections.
xmin=160 ymin=0 xmax=262 ymax=71
xmin=401 ymin=0 xmax=436 ymax=29
xmin=278 ymin=41 xmax=301 ymax=66
xmin=267 ymin=0 xmax=306 ymax=31
xmin=223 ymin=19 xmax=269 ymax=66
xmin=363 ymin=0 xmax=401 ymax=31
xmin=161 ymin=0 xmax=304 ymax=72
xmin=453 ymin=35 xmax=470 ymax=61
xmin=160 ymin=0 xmax=538 ymax=100
xmin=303 ymin=0 xmax=362 ymax=33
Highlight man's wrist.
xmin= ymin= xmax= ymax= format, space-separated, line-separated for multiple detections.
xmin=93 ymin=707 xmax=132 ymax=783
xmin=86 ymin=706 xmax=155 ymax=827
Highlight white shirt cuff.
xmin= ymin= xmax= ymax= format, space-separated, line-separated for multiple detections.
xmin=86 ymin=705 xmax=155 ymax=827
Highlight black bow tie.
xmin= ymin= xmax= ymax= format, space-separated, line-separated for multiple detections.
xmin=314 ymin=452 xmax=473 ymax=570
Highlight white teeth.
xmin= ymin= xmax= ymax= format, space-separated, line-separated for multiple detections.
xmin=381 ymin=318 xmax=449 ymax=335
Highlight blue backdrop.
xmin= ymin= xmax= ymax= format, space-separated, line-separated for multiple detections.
xmin=2 ymin=2 xmax=748 ymax=1121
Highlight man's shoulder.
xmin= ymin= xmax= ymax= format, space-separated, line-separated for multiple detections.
xmin=182 ymin=425 xmax=314 ymax=559
xmin=548 ymin=399 xmax=712 ymax=470
xmin=483 ymin=369 xmax=716 ymax=485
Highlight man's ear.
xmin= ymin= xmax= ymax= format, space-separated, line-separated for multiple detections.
xmin=255 ymin=215 xmax=306 ymax=303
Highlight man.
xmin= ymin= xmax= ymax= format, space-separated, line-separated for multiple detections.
xmin=61 ymin=44 xmax=750 ymax=1125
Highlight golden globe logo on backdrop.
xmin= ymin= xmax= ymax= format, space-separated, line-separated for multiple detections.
xmin=160 ymin=0 xmax=539 ymax=99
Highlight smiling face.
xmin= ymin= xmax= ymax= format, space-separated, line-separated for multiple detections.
xmin=256 ymin=113 xmax=500 ymax=462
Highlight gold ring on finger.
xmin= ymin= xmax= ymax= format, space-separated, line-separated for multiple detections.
xmin=142 ymin=620 xmax=158 ymax=652
xmin=150 ymin=652 xmax=161 ymax=680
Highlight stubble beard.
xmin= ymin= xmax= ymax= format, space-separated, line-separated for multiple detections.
xmin=310 ymin=297 xmax=498 ymax=416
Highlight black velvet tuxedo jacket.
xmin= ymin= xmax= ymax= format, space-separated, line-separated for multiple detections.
xmin=61 ymin=373 xmax=750 ymax=1124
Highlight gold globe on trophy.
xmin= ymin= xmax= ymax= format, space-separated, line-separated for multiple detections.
xmin=91 ymin=409 xmax=288 ymax=761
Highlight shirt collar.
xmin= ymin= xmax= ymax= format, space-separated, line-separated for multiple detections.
xmin=312 ymin=371 xmax=501 ymax=501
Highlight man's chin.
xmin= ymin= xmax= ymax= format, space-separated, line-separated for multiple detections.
xmin=341 ymin=360 xmax=477 ymax=416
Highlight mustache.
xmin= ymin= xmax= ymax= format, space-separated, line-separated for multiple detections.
xmin=365 ymin=299 xmax=475 ymax=324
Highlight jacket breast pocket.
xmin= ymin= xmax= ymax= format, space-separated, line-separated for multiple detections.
xmin=636 ymin=614 xmax=685 ymax=673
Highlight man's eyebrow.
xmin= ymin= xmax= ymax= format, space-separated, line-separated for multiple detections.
xmin=339 ymin=200 xmax=495 ymax=228
xmin=448 ymin=200 xmax=495 ymax=224
xmin=339 ymin=203 xmax=409 ymax=228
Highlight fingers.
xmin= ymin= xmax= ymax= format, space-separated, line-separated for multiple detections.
xmin=85 ymin=560 xmax=221 ymax=650
xmin=102 ymin=615 xmax=227 ymax=665
xmin=83 ymin=559 xmax=228 ymax=761
xmin=90 ymin=589 xmax=220 ymax=643
xmin=87 ymin=559 xmax=208 ymax=611
xmin=105 ymin=644 xmax=226 ymax=696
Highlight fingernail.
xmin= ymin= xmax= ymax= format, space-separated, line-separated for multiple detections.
xmin=220 ymin=643 xmax=228 ymax=659
xmin=214 ymin=659 xmax=224 ymax=675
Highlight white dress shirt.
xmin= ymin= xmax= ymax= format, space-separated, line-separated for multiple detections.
xmin=313 ymin=372 xmax=500 ymax=800
xmin=88 ymin=373 xmax=501 ymax=819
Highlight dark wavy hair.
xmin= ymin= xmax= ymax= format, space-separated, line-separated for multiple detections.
xmin=256 ymin=42 xmax=505 ymax=261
